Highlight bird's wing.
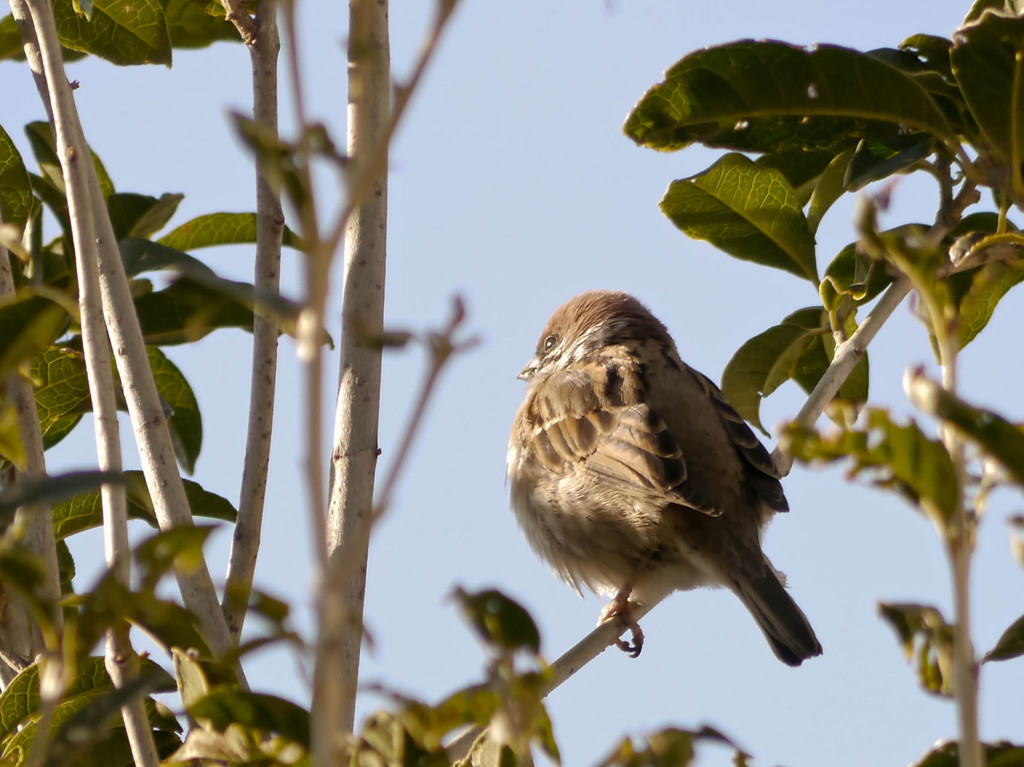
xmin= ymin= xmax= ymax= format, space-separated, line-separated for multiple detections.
xmin=523 ymin=360 xmax=721 ymax=515
xmin=692 ymin=371 xmax=789 ymax=513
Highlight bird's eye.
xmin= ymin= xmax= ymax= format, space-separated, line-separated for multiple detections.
xmin=543 ymin=334 xmax=558 ymax=352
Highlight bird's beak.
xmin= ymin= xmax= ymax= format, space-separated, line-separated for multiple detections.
xmin=518 ymin=357 xmax=539 ymax=381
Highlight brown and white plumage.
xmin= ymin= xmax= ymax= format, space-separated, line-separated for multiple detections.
xmin=507 ymin=290 xmax=821 ymax=666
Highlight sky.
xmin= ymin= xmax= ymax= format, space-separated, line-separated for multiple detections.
xmin=5 ymin=1 xmax=1024 ymax=765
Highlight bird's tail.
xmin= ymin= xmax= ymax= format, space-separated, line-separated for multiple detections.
xmin=732 ymin=562 xmax=822 ymax=667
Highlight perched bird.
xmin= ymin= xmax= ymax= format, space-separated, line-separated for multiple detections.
xmin=506 ymin=290 xmax=822 ymax=666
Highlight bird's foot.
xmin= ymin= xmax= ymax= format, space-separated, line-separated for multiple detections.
xmin=600 ymin=590 xmax=644 ymax=658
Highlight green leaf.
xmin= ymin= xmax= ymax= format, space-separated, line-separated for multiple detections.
xmin=755 ymin=149 xmax=836 ymax=203
xmin=878 ymin=602 xmax=954 ymax=697
xmin=52 ymin=469 xmax=237 ymax=540
xmin=56 ymin=538 xmax=75 ymax=592
xmin=807 ymin=148 xmax=853 ymax=234
xmin=819 ymin=242 xmax=895 ymax=328
xmin=722 ymin=308 xmax=851 ymax=434
xmin=162 ymin=0 xmax=242 ymax=49
xmin=0 ymin=123 xmax=34 ymax=229
xmin=0 ymin=656 xmax=174 ymax=740
xmin=598 ymin=726 xmax=749 ymax=767
xmin=985 ymin=613 xmax=1024 ymax=662
xmin=953 ymin=260 xmax=1024 ymax=348
xmin=624 ymin=40 xmax=957 ymax=154
xmin=134 ymin=278 xmax=256 ymax=344
xmin=660 ymin=153 xmax=817 ymax=281
xmin=951 ymin=12 xmax=1024 ymax=197
xmin=0 ymin=292 xmax=70 ymax=378
xmin=146 ymin=347 xmax=202 ymax=473
xmin=158 ymin=211 xmax=302 ymax=250
xmin=452 ymin=587 xmax=541 ymax=656
xmin=107 ymin=192 xmax=184 ymax=240
xmin=51 ymin=0 xmax=172 ymax=66
xmin=907 ymin=374 xmax=1024 ymax=486
xmin=844 ymin=134 xmax=934 ymax=191
xmin=25 ymin=121 xmax=115 ymax=200
xmin=31 ymin=347 xmax=91 ymax=452
xmin=189 ymin=690 xmax=311 ymax=749
xmin=783 ymin=409 xmax=958 ymax=525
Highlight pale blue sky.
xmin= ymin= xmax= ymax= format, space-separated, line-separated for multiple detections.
xmin=5 ymin=1 xmax=1023 ymax=765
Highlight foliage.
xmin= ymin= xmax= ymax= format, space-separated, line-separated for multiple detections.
xmin=1 ymin=0 xmax=1024 ymax=765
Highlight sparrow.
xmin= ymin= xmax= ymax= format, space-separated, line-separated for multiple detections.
xmin=506 ymin=290 xmax=822 ymax=666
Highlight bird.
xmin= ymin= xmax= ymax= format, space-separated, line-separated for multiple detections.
xmin=506 ymin=289 xmax=822 ymax=666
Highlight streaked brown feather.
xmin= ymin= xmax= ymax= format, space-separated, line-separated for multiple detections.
xmin=524 ymin=358 xmax=720 ymax=515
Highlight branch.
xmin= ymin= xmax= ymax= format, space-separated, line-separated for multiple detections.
xmin=12 ymin=0 xmax=243 ymax=679
xmin=216 ymin=0 xmax=257 ymax=45
xmin=0 ymin=223 xmax=46 ymax=675
xmin=223 ymin=0 xmax=284 ymax=642
xmin=311 ymin=0 xmax=392 ymax=756
xmin=445 ymin=587 xmax=673 ymax=763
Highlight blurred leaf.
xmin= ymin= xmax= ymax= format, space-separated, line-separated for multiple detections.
xmin=0 ymin=123 xmax=34 ymax=229
xmin=625 ymin=40 xmax=957 ymax=154
xmin=907 ymin=374 xmax=1024 ymax=486
xmin=189 ymin=690 xmax=311 ymax=749
xmin=172 ymin=646 xmax=210 ymax=710
xmin=453 ymin=587 xmax=541 ymax=656
xmin=146 ymin=346 xmax=203 ymax=473
xmin=134 ymin=525 xmax=216 ymax=591
xmin=51 ymin=0 xmax=172 ymax=66
xmin=119 ymin=238 xmax=217 ymax=278
xmin=162 ymin=0 xmax=242 ymax=49
xmin=1010 ymin=515 xmax=1024 ymax=570
xmin=0 ymin=470 xmax=122 ymax=518
xmin=878 ymin=602 xmax=954 ymax=697
xmin=52 ymin=469 xmax=237 ymax=540
xmin=985 ymin=613 xmax=1024 ymax=662
xmin=598 ymin=726 xmax=748 ymax=767
xmin=660 ymin=153 xmax=817 ymax=282
xmin=354 ymin=710 xmax=450 ymax=767
xmin=107 ymin=192 xmax=184 ymax=240
xmin=159 ymin=211 xmax=302 ymax=251
xmin=807 ymin=148 xmax=853 ymax=234
xmin=0 ymin=292 xmax=70 ymax=379
xmin=951 ymin=12 xmax=1024 ymax=197
xmin=73 ymin=577 xmax=211 ymax=660
xmin=0 ymin=403 xmax=26 ymax=469
xmin=912 ymin=740 xmax=1024 ymax=767
xmin=783 ymin=409 xmax=958 ymax=525
xmin=844 ymin=134 xmax=934 ymax=191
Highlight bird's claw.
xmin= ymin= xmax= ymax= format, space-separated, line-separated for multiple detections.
xmin=600 ymin=596 xmax=644 ymax=658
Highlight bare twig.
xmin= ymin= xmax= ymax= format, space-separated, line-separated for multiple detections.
xmin=223 ymin=0 xmax=284 ymax=642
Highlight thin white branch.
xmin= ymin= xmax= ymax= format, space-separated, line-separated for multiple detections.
xmin=223 ymin=0 xmax=284 ymax=642
xmin=314 ymin=0 xmax=390 ymax=754
xmin=4 ymin=2 xmax=64 ymax=654
xmin=0 ymin=225 xmax=42 ymax=677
